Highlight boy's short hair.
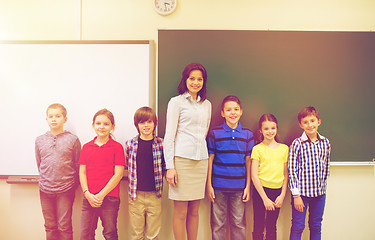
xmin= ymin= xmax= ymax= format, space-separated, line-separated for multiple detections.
xmin=134 ymin=107 xmax=157 ymax=134
xmin=46 ymin=103 xmax=67 ymax=117
xmin=221 ymin=95 xmax=242 ymax=111
xmin=298 ymin=106 xmax=320 ymax=123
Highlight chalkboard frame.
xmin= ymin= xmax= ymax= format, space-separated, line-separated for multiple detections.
xmin=157 ymin=30 xmax=375 ymax=162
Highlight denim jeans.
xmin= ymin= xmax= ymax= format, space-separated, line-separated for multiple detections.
xmin=211 ymin=191 xmax=246 ymax=240
xmin=290 ymin=194 xmax=326 ymax=240
xmin=39 ymin=187 xmax=76 ymax=240
xmin=80 ymin=196 xmax=120 ymax=240
xmin=252 ymin=186 xmax=282 ymax=240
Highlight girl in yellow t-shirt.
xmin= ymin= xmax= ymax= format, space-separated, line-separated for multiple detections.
xmin=251 ymin=114 xmax=289 ymax=240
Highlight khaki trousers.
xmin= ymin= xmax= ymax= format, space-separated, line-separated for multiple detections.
xmin=128 ymin=191 xmax=162 ymax=240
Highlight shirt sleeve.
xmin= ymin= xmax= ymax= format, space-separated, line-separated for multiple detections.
xmin=160 ymin=140 xmax=166 ymax=173
xmin=288 ymin=139 xmax=301 ymax=196
xmin=284 ymin=145 xmax=289 ymax=163
xmin=250 ymin=145 xmax=260 ymax=161
xmin=72 ymin=138 xmax=82 ymax=166
xmin=78 ymin=145 xmax=87 ymax=165
xmin=205 ymin=100 xmax=212 ymax=137
xmin=246 ymin=132 xmax=255 ymax=156
xmin=124 ymin=140 xmax=130 ymax=166
xmin=163 ymin=97 xmax=180 ymax=169
xmin=207 ymin=130 xmax=215 ymax=154
xmin=114 ymin=143 xmax=126 ymax=166
xmin=35 ymin=139 xmax=41 ymax=169
xmin=323 ymin=138 xmax=331 ymax=181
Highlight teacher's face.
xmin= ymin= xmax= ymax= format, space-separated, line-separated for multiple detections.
xmin=186 ymin=70 xmax=203 ymax=96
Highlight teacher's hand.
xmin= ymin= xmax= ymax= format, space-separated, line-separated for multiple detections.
xmin=166 ymin=168 xmax=178 ymax=188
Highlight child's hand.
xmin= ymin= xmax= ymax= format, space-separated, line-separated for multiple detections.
xmin=274 ymin=195 xmax=285 ymax=208
xmin=263 ymin=198 xmax=275 ymax=211
xmin=94 ymin=193 xmax=105 ymax=205
xmin=242 ymin=186 xmax=250 ymax=202
xmin=86 ymin=192 xmax=103 ymax=208
xmin=166 ymin=168 xmax=178 ymax=188
xmin=293 ymin=196 xmax=305 ymax=212
xmin=206 ymin=185 xmax=215 ymax=203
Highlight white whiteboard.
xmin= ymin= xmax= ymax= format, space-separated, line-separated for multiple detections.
xmin=0 ymin=41 xmax=154 ymax=176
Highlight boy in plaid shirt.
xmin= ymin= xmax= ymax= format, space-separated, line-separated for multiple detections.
xmin=125 ymin=107 xmax=165 ymax=240
xmin=288 ymin=106 xmax=330 ymax=240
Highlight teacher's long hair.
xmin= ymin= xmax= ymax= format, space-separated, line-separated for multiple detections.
xmin=177 ymin=63 xmax=208 ymax=101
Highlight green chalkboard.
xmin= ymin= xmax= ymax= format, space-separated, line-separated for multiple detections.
xmin=158 ymin=30 xmax=375 ymax=162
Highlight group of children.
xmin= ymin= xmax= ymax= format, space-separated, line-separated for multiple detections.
xmin=35 ymin=97 xmax=330 ymax=240
xmin=36 ymin=104 xmax=164 ymax=240
xmin=206 ymin=97 xmax=330 ymax=240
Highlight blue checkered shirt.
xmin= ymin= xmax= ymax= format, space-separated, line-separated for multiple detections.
xmin=288 ymin=132 xmax=331 ymax=197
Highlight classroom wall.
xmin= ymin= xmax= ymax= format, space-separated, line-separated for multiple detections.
xmin=1 ymin=0 xmax=375 ymax=239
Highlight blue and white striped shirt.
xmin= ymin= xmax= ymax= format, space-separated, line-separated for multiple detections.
xmin=207 ymin=122 xmax=254 ymax=192
xmin=288 ymin=132 xmax=330 ymax=197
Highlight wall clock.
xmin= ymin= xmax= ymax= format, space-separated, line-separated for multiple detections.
xmin=153 ymin=0 xmax=177 ymax=16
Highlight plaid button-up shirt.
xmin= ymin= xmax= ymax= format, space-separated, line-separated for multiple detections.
xmin=288 ymin=132 xmax=330 ymax=197
xmin=125 ymin=135 xmax=165 ymax=200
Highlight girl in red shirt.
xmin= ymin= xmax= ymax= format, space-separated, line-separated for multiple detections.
xmin=79 ymin=109 xmax=125 ymax=240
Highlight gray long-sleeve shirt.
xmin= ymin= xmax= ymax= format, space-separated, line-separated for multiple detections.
xmin=35 ymin=131 xmax=81 ymax=193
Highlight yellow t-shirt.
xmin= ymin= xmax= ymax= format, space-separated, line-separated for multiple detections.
xmin=251 ymin=142 xmax=289 ymax=189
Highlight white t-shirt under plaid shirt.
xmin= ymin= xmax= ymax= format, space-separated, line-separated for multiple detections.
xmin=288 ymin=132 xmax=331 ymax=197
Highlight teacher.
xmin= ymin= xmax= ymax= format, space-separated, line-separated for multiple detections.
xmin=164 ymin=63 xmax=212 ymax=240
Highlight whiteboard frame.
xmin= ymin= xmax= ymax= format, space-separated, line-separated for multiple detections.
xmin=0 ymin=40 xmax=155 ymax=177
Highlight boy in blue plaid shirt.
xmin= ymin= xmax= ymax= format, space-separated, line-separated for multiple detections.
xmin=125 ymin=107 xmax=165 ymax=240
xmin=288 ymin=106 xmax=331 ymax=240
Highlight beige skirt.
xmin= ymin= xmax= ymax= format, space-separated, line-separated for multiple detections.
xmin=168 ymin=156 xmax=208 ymax=201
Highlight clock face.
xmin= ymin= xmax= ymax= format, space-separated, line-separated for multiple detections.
xmin=153 ymin=0 xmax=177 ymax=16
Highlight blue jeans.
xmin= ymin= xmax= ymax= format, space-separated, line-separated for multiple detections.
xmin=80 ymin=196 xmax=120 ymax=240
xmin=211 ymin=191 xmax=246 ymax=240
xmin=39 ymin=187 xmax=76 ymax=240
xmin=290 ymin=194 xmax=326 ymax=240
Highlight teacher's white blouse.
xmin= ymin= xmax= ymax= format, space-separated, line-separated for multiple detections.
xmin=163 ymin=92 xmax=211 ymax=169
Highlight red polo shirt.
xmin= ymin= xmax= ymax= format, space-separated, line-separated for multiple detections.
xmin=79 ymin=137 xmax=125 ymax=197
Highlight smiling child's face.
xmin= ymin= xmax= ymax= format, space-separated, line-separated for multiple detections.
xmin=221 ymin=101 xmax=242 ymax=129
xmin=299 ymin=114 xmax=321 ymax=139
xmin=138 ymin=119 xmax=155 ymax=140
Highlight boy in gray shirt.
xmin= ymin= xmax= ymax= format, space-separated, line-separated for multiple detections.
xmin=35 ymin=103 xmax=81 ymax=240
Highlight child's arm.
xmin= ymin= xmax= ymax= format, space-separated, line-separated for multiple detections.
xmin=73 ymin=139 xmax=82 ymax=170
xmin=35 ymin=142 xmax=41 ymax=169
xmin=79 ymin=165 xmax=103 ymax=208
xmin=288 ymin=141 xmax=305 ymax=212
xmin=242 ymin=155 xmax=251 ymax=202
xmin=288 ymin=140 xmax=301 ymax=197
xmin=164 ymin=99 xmax=179 ymax=187
xmin=95 ymin=165 xmax=124 ymax=201
xmin=206 ymin=153 xmax=215 ymax=203
xmin=160 ymin=140 xmax=166 ymax=177
xmin=274 ymin=162 xmax=288 ymax=208
xmin=251 ymin=159 xmax=275 ymax=211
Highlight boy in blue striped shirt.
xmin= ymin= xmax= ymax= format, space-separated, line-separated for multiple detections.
xmin=207 ymin=95 xmax=254 ymax=240
xmin=288 ymin=106 xmax=331 ymax=240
